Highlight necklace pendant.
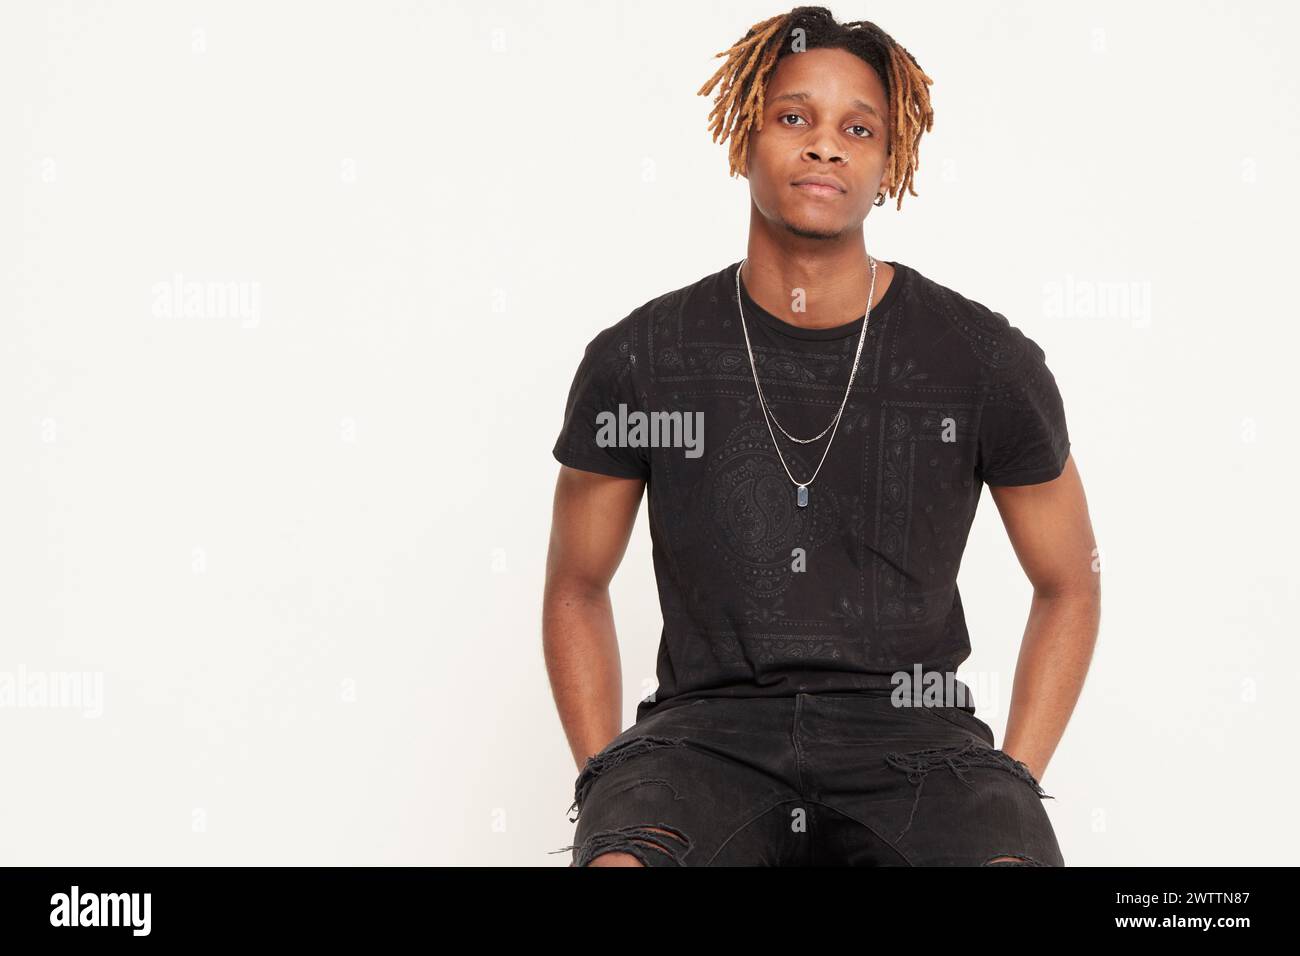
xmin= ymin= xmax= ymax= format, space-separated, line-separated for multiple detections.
xmin=796 ymin=484 xmax=809 ymax=508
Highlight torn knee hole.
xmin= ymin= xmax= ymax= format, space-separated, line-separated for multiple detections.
xmin=587 ymin=851 xmax=645 ymax=866
xmin=566 ymin=735 xmax=689 ymax=822
xmin=983 ymin=853 xmax=1048 ymax=867
xmin=563 ymin=822 xmax=693 ymax=867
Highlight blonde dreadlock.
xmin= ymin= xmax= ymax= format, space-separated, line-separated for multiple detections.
xmin=697 ymin=6 xmax=934 ymax=211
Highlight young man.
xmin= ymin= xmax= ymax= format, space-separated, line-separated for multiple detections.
xmin=544 ymin=7 xmax=1100 ymax=866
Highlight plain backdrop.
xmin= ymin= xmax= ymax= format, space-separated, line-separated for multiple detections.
xmin=2 ymin=0 xmax=1298 ymax=866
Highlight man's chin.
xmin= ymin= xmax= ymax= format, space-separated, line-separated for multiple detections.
xmin=782 ymin=217 xmax=850 ymax=241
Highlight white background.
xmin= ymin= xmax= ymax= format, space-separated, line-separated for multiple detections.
xmin=2 ymin=0 xmax=1297 ymax=865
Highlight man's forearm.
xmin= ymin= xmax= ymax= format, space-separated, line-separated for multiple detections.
xmin=543 ymin=585 xmax=625 ymax=772
xmin=1000 ymin=586 xmax=1101 ymax=783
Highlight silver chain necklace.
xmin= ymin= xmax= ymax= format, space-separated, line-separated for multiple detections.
xmin=734 ymin=256 xmax=879 ymax=508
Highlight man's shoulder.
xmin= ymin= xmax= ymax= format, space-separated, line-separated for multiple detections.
xmin=625 ymin=259 xmax=736 ymax=327
xmin=579 ymin=260 xmax=737 ymax=358
xmin=899 ymin=262 xmax=1046 ymax=379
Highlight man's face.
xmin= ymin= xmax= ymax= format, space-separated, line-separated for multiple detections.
xmin=744 ymin=47 xmax=891 ymax=240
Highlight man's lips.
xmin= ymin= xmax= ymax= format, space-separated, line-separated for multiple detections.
xmin=792 ymin=176 xmax=847 ymax=197
xmin=793 ymin=182 xmax=843 ymax=196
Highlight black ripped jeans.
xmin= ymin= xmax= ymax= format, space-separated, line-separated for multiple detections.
xmin=554 ymin=691 xmax=1064 ymax=867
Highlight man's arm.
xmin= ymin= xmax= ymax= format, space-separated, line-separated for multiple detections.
xmin=543 ymin=464 xmax=646 ymax=772
xmin=986 ymin=453 xmax=1101 ymax=784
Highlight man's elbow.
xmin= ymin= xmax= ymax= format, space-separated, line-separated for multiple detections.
xmin=543 ymin=575 xmax=612 ymax=622
xmin=1031 ymin=566 xmax=1101 ymax=603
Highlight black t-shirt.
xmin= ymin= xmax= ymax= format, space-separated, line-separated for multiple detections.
xmin=552 ymin=259 xmax=1071 ymax=723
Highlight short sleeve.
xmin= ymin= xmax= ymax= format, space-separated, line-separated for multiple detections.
xmin=976 ymin=325 xmax=1071 ymax=486
xmin=551 ymin=319 xmax=651 ymax=481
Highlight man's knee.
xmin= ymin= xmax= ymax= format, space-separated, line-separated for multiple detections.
xmin=983 ymin=853 xmax=1047 ymax=866
xmin=586 ymin=851 xmax=645 ymax=867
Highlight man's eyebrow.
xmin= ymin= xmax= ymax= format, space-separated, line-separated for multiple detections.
xmin=769 ymin=91 xmax=882 ymax=119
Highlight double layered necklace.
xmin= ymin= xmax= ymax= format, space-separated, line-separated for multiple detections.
xmin=734 ymin=256 xmax=879 ymax=509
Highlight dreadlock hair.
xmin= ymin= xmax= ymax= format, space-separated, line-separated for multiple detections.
xmin=697 ymin=6 xmax=934 ymax=211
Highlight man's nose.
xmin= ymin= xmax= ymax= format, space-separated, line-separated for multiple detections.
xmin=802 ymin=142 xmax=847 ymax=164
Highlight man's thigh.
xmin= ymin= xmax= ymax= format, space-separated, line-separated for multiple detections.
xmin=799 ymin=695 xmax=1066 ymax=867
xmin=880 ymin=739 xmax=1066 ymax=867
xmin=557 ymin=700 xmax=805 ymax=866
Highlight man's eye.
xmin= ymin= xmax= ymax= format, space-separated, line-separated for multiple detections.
xmin=780 ymin=114 xmax=872 ymax=138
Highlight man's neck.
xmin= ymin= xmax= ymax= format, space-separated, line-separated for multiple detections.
xmin=741 ymin=229 xmax=893 ymax=331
